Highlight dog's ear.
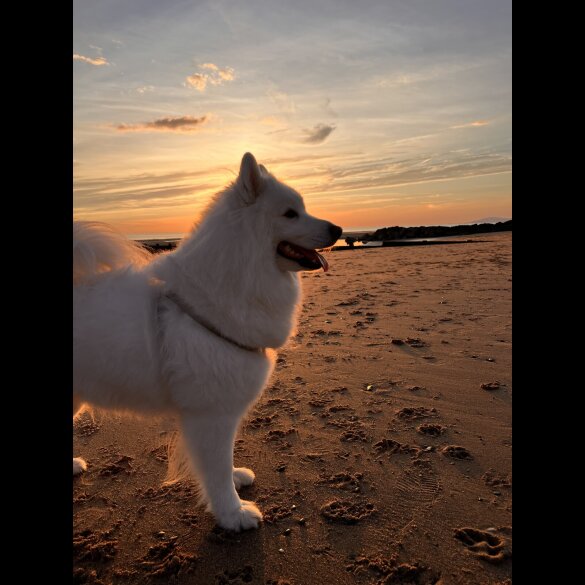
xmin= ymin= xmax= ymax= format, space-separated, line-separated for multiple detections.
xmin=238 ymin=152 xmax=265 ymax=204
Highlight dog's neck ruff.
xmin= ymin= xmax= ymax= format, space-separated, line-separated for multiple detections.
xmin=162 ymin=290 xmax=265 ymax=354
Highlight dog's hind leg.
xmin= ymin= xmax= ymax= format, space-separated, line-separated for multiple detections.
xmin=73 ymin=394 xmax=87 ymax=476
xmin=180 ymin=414 xmax=262 ymax=532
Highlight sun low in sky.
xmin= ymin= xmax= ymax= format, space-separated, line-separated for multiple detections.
xmin=73 ymin=0 xmax=511 ymax=237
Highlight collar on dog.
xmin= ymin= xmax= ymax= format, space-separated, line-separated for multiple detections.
xmin=162 ymin=290 xmax=265 ymax=354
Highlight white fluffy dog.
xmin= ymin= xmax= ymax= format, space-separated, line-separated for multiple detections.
xmin=73 ymin=153 xmax=342 ymax=531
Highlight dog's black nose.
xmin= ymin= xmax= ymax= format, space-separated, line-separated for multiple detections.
xmin=329 ymin=223 xmax=343 ymax=241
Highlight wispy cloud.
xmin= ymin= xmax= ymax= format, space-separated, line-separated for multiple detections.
xmin=302 ymin=124 xmax=336 ymax=144
xmin=74 ymin=149 xmax=511 ymax=220
xmin=321 ymin=98 xmax=338 ymax=118
xmin=305 ymin=150 xmax=511 ymax=196
xmin=451 ymin=120 xmax=490 ymax=129
xmin=114 ymin=115 xmax=208 ymax=132
xmin=260 ymin=116 xmax=289 ymax=135
xmin=375 ymin=62 xmax=486 ymax=89
xmin=74 ymin=167 xmax=226 ymax=217
xmin=268 ymin=90 xmax=297 ymax=114
xmin=260 ymin=115 xmax=285 ymax=128
xmin=184 ymin=63 xmax=235 ymax=92
xmin=136 ymin=85 xmax=155 ymax=94
xmin=73 ymin=53 xmax=109 ymax=66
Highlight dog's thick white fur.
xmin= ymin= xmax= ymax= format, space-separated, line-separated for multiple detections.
xmin=73 ymin=153 xmax=341 ymax=531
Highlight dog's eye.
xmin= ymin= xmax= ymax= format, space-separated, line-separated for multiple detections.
xmin=283 ymin=209 xmax=298 ymax=219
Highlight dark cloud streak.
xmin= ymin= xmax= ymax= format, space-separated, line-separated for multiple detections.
xmin=302 ymin=124 xmax=336 ymax=144
xmin=115 ymin=115 xmax=208 ymax=132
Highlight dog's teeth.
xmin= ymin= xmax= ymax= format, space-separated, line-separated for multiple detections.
xmin=284 ymin=244 xmax=302 ymax=259
xmin=280 ymin=243 xmax=309 ymax=261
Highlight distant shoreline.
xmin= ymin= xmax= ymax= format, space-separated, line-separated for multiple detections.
xmin=136 ymin=220 xmax=512 ymax=254
xmin=351 ymin=219 xmax=512 ymax=244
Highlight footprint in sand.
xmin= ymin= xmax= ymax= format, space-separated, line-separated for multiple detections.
xmin=263 ymin=428 xmax=296 ymax=442
xmin=453 ymin=527 xmax=512 ymax=563
xmin=247 ymin=414 xmax=278 ymax=428
xmin=215 ymin=565 xmax=254 ymax=584
xmin=417 ymin=423 xmax=446 ymax=437
xmin=396 ymin=407 xmax=438 ymax=420
xmin=263 ymin=505 xmax=293 ymax=524
xmin=481 ymin=381 xmax=501 ymax=391
xmin=441 ymin=445 xmax=472 ymax=460
xmin=73 ymin=528 xmax=119 ymax=562
xmin=482 ymin=469 xmax=512 ymax=488
xmin=318 ymin=471 xmax=364 ymax=491
xmin=346 ymin=555 xmax=441 ymax=585
xmin=320 ymin=500 xmax=376 ymax=524
xmin=340 ymin=428 xmax=369 ymax=442
xmin=374 ymin=439 xmax=419 ymax=456
xmin=98 ymin=455 xmax=134 ymax=477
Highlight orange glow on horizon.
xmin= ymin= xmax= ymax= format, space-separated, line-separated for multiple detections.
xmin=105 ymin=200 xmax=511 ymax=237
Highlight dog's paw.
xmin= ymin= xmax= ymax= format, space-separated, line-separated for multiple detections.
xmin=233 ymin=467 xmax=255 ymax=490
xmin=216 ymin=500 xmax=263 ymax=532
xmin=73 ymin=458 xmax=87 ymax=476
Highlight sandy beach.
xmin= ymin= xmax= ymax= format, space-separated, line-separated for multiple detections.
xmin=73 ymin=232 xmax=512 ymax=585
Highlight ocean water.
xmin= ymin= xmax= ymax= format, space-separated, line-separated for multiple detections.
xmin=130 ymin=228 xmax=380 ymax=248
xmin=130 ymin=233 xmax=186 ymax=241
xmin=131 ymin=234 xmax=382 ymax=249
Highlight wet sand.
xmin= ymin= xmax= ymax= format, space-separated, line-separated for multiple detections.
xmin=73 ymin=232 xmax=512 ymax=585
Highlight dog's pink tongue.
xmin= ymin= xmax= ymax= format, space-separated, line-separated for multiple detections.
xmin=316 ymin=251 xmax=329 ymax=272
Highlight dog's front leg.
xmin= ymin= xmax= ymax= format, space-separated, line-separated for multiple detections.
xmin=180 ymin=414 xmax=262 ymax=531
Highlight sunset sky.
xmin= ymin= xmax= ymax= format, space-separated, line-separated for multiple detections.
xmin=73 ymin=0 xmax=511 ymax=237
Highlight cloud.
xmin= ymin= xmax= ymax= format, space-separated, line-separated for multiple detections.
xmin=310 ymin=150 xmax=511 ymax=195
xmin=74 ymin=149 xmax=510 ymax=222
xmin=322 ymin=98 xmax=338 ymax=118
xmin=302 ymin=124 xmax=336 ymax=144
xmin=375 ymin=62 xmax=485 ymax=89
xmin=216 ymin=67 xmax=235 ymax=82
xmin=114 ymin=115 xmax=208 ymax=132
xmin=185 ymin=73 xmax=208 ymax=91
xmin=136 ymin=85 xmax=155 ymax=94
xmin=451 ymin=120 xmax=490 ymax=129
xmin=185 ymin=63 xmax=235 ymax=91
xmin=73 ymin=53 xmax=109 ymax=66
xmin=73 ymin=167 xmax=228 ymax=216
xmin=268 ymin=90 xmax=297 ymax=114
xmin=260 ymin=115 xmax=284 ymax=127
xmin=260 ymin=116 xmax=289 ymax=134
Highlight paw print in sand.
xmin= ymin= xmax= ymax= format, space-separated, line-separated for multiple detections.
xmin=454 ymin=527 xmax=512 ymax=563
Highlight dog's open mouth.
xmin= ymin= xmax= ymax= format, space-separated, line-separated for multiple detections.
xmin=277 ymin=241 xmax=329 ymax=272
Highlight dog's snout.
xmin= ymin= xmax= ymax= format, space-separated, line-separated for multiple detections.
xmin=329 ymin=223 xmax=343 ymax=241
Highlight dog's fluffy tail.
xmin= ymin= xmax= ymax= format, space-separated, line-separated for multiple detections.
xmin=73 ymin=221 xmax=151 ymax=285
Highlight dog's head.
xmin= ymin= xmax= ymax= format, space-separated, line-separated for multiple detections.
xmin=237 ymin=152 xmax=342 ymax=272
